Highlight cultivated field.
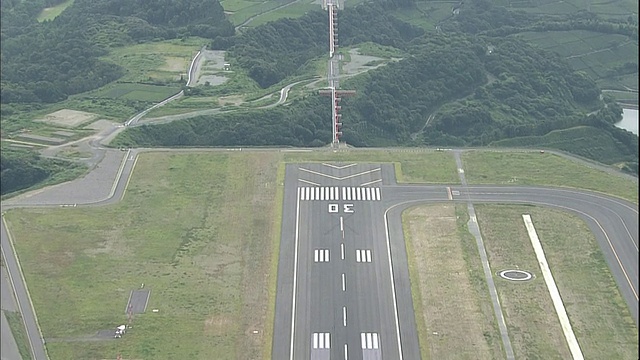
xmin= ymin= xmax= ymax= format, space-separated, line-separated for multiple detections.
xmin=34 ymin=109 xmax=98 ymax=128
xmin=88 ymin=83 xmax=182 ymax=103
xmin=3 ymin=149 xmax=638 ymax=359
xmin=516 ymin=30 xmax=639 ymax=97
xmin=104 ymin=37 xmax=207 ymax=83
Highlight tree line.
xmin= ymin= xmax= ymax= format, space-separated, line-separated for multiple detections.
xmin=1 ymin=0 xmax=233 ymax=105
xmin=214 ymin=3 xmax=424 ymax=88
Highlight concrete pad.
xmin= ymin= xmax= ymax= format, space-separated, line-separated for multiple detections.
xmin=125 ymin=289 xmax=150 ymax=314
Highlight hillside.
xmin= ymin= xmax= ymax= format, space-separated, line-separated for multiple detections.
xmin=112 ymin=3 xmax=637 ymax=172
xmin=0 ymin=0 xmax=232 ymax=107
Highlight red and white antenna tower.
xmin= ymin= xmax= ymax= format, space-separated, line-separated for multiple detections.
xmin=319 ymin=0 xmax=356 ymax=148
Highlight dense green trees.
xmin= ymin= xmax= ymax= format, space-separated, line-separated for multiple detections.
xmin=221 ymin=3 xmax=424 ymax=88
xmin=1 ymin=0 xmax=233 ymax=104
xmin=0 ymin=148 xmax=86 ymax=195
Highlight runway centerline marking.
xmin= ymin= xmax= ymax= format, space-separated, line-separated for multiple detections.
xmin=343 ymin=307 xmax=347 ymax=326
xmin=341 ymin=243 xmax=345 ymax=260
xmin=342 ymin=273 xmax=346 ymax=291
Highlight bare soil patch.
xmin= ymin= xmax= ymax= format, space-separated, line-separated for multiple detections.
xmin=405 ymin=204 xmax=497 ymax=360
xmin=35 ymin=109 xmax=98 ymax=128
xmin=159 ymin=56 xmax=189 ymax=72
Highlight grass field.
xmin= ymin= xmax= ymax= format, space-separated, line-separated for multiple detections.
xmin=3 ymin=149 xmax=638 ymax=358
xmin=36 ymin=0 xmax=75 ymax=22
xmin=5 ymin=152 xmax=282 ymax=359
xmin=403 ymin=204 xmax=503 ymax=359
xmin=475 ymin=205 xmax=638 ymax=359
xmin=404 ymin=203 xmax=638 ymax=359
xmin=461 ymin=150 xmax=638 ymax=203
xmin=4 ymin=310 xmax=33 ymax=360
xmin=104 ymin=38 xmax=207 ymax=84
xmin=87 ymin=83 xmax=182 ymax=103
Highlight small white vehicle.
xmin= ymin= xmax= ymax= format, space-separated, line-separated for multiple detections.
xmin=114 ymin=325 xmax=126 ymax=338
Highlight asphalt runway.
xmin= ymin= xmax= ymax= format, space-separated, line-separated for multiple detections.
xmin=273 ymin=162 xmax=639 ymax=360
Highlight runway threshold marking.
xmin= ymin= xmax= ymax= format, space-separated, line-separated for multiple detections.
xmin=523 ymin=215 xmax=584 ymax=360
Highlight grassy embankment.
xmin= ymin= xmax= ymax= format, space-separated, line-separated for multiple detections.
xmin=3 ymin=149 xmax=637 ymax=358
xmin=36 ymin=0 xmax=75 ymax=22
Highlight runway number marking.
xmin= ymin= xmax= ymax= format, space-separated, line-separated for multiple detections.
xmin=328 ymin=204 xmax=355 ymax=213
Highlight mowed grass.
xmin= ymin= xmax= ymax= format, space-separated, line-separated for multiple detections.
xmin=36 ymin=0 xmax=74 ymax=22
xmin=461 ymin=150 xmax=638 ymax=203
xmin=4 ymin=152 xmax=282 ymax=359
xmin=475 ymin=205 xmax=638 ymax=359
xmin=403 ymin=204 xmax=503 ymax=359
xmin=282 ymin=150 xmax=460 ymax=183
xmin=88 ymin=83 xmax=181 ymax=103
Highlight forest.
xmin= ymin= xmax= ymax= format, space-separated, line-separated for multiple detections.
xmin=0 ymin=0 xmax=233 ymax=105
xmin=113 ymin=28 xmax=637 ymax=170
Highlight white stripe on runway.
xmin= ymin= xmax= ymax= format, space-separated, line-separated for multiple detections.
xmin=342 ymin=187 xmax=347 ymax=201
xmin=335 ymin=187 xmax=339 ymax=200
xmin=366 ymin=187 xmax=371 ymax=200
xmin=329 ymin=186 xmax=334 ymax=200
xmin=375 ymin=187 xmax=381 ymax=200
xmin=356 ymin=250 xmax=361 ymax=262
xmin=356 ymin=187 xmax=361 ymax=201
xmin=320 ymin=187 xmax=325 ymax=201
xmin=366 ymin=250 xmax=371 ymax=263
xmin=359 ymin=332 xmax=380 ymax=350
